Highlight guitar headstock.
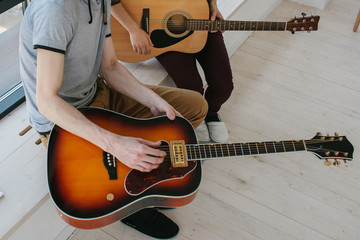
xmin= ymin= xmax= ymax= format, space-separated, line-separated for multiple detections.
xmin=286 ymin=12 xmax=320 ymax=34
xmin=305 ymin=132 xmax=354 ymax=167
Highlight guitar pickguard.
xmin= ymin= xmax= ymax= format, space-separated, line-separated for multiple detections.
xmin=150 ymin=30 xmax=194 ymax=48
xmin=125 ymin=161 xmax=197 ymax=196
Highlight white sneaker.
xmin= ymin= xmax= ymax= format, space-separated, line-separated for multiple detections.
xmin=207 ymin=116 xmax=229 ymax=143
xmin=195 ymin=121 xmax=210 ymax=143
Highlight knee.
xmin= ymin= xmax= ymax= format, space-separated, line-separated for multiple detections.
xmin=221 ymin=78 xmax=234 ymax=99
xmin=211 ymin=76 xmax=234 ymax=101
xmin=181 ymin=90 xmax=208 ymax=128
xmin=195 ymin=92 xmax=208 ymax=118
xmin=189 ymin=91 xmax=208 ymax=117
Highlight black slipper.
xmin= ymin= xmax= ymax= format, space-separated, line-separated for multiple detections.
xmin=121 ymin=208 xmax=179 ymax=239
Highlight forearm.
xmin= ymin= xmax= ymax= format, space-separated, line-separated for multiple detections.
xmin=100 ymin=59 xmax=159 ymax=109
xmin=36 ymin=45 xmax=166 ymax=172
xmin=36 ymin=49 xmax=114 ymax=152
xmin=37 ymin=93 xmax=114 ymax=152
xmin=111 ymin=3 xmax=140 ymax=34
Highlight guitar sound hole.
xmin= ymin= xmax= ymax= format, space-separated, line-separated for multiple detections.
xmin=167 ymin=14 xmax=187 ymax=35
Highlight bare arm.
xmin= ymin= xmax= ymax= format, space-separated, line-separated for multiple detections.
xmin=99 ymin=37 xmax=180 ymax=119
xmin=111 ymin=2 xmax=153 ymax=55
xmin=97 ymin=37 xmax=181 ymax=170
xmin=36 ymin=48 xmax=171 ymax=172
xmin=36 ymin=49 xmax=109 ymax=150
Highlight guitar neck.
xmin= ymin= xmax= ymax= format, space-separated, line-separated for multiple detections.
xmin=185 ymin=140 xmax=306 ymax=160
xmin=187 ymin=19 xmax=287 ymax=31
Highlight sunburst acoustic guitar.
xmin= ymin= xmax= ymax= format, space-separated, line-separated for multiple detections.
xmin=110 ymin=0 xmax=320 ymax=62
xmin=47 ymin=107 xmax=353 ymax=229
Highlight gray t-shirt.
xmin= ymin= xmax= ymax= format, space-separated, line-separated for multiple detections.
xmin=19 ymin=0 xmax=111 ymax=133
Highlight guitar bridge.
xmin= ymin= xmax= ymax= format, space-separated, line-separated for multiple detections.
xmin=103 ymin=151 xmax=117 ymax=180
xmin=141 ymin=8 xmax=150 ymax=34
xmin=170 ymin=140 xmax=188 ymax=167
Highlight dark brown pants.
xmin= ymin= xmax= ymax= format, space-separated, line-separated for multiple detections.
xmin=156 ymin=32 xmax=233 ymax=117
xmin=40 ymin=79 xmax=208 ymax=147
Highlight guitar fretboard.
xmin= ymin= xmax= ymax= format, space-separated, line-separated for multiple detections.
xmin=187 ymin=19 xmax=287 ymax=31
xmin=185 ymin=140 xmax=306 ymax=160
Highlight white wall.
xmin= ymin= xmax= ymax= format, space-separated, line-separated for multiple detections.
xmin=289 ymin=0 xmax=330 ymax=9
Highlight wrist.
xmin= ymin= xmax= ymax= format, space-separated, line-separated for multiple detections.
xmin=98 ymin=129 xmax=115 ymax=153
xmin=127 ymin=24 xmax=143 ymax=35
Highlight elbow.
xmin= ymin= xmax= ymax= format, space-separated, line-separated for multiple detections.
xmin=108 ymin=57 xmax=119 ymax=71
xmin=36 ymin=91 xmax=48 ymax=116
xmin=100 ymin=56 xmax=119 ymax=79
xmin=36 ymin=91 xmax=56 ymax=118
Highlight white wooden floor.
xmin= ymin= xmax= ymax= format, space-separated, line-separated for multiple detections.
xmin=68 ymin=0 xmax=360 ymax=239
xmin=2 ymin=0 xmax=360 ymax=239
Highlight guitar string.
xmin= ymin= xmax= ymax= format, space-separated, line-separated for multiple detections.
xmin=128 ymin=139 xmax=346 ymax=164
xmin=145 ymin=20 xmax=285 ymax=23
xmin=156 ymin=139 xmax=343 ymax=149
xmin=155 ymin=139 xmax=346 ymax=157
xmin=157 ymin=21 xmax=287 ymax=30
xmin=158 ymin=147 xmax=345 ymax=162
xmin=156 ymin=139 xmax=344 ymax=148
xmin=157 ymin=148 xmax=347 ymax=162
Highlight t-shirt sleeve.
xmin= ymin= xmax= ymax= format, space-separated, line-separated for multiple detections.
xmin=105 ymin=15 xmax=111 ymax=37
xmin=111 ymin=0 xmax=121 ymax=6
xmin=104 ymin=1 xmax=113 ymax=37
xmin=32 ymin=3 xmax=74 ymax=54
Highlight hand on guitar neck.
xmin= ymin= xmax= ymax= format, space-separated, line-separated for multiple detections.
xmin=209 ymin=0 xmax=225 ymax=33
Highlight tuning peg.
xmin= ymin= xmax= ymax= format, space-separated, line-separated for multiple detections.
xmin=316 ymin=132 xmax=322 ymax=136
xmin=294 ymin=14 xmax=298 ymax=24
xmin=339 ymin=137 xmax=343 ymax=141
xmin=333 ymin=159 xmax=341 ymax=166
xmin=334 ymin=152 xmax=339 ymax=156
xmin=326 ymin=133 xmax=330 ymax=137
xmin=325 ymin=152 xmax=330 ymax=156
xmin=344 ymin=152 xmax=349 ymax=157
xmin=301 ymin=13 xmax=307 ymax=23
xmin=343 ymin=160 xmax=348 ymax=167
xmin=311 ymin=12 xmax=315 ymax=22
xmin=324 ymin=160 xmax=332 ymax=166
xmin=334 ymin=132 xmax=339 ymax=137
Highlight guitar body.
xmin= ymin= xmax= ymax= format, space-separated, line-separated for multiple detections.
xmin=47 ymin=107 xmax=201 ymax=229
xmin=111 ymin=0 xmax=209 ymax=62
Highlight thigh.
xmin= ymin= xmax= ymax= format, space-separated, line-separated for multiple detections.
xmin=156 ymin=52 xmax=204 ymax=94
xmin=196 ymin=32 xmax=233 ymax=87
xmin=90 ymin=79 xmax=207 ymax=128
xmin=90 ymin=78 xmax=150 ymax=117
xmin=146 ymin=85 xmax=207 ymax=128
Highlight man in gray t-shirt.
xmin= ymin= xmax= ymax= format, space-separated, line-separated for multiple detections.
xmin=19 ymin=0 xmax=208 ymax=238
xmin=20 ymin=0 xmax=111 ymax=133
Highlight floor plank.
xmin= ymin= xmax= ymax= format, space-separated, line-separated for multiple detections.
xmin=50 ymin=0 xmax=360 ymax=239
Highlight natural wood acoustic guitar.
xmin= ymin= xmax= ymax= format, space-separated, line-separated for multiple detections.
xmin=110 ymin=0 xmax=320 ymax=62
xmin=47 ymin=107 xmax=353 ymax=229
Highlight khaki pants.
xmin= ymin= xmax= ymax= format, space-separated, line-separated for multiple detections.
xmin=40 ymin=79 xmax=208 ymax=147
